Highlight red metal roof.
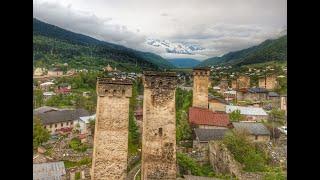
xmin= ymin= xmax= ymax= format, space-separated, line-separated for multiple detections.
xmin=188 ymin=107 xmax=230 ymax=127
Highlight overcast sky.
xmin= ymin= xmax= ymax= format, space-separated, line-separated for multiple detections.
xmin=33 ymin=0 xmax=287 ymax=60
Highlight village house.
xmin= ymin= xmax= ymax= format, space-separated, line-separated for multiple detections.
xmin=82 ymin=91 xmax=91 ymax=97
xmin=208 ymin=95 xmax=227 ymax=112
xmin=34 ymin=107 xmax=90 ymax=135
xmin=226 ymin=105 xmax=268 ymax=122
xmin=103 ymin=64 xmax=114 ymax=72
xmin=43 ymin=92 xmax=56 ymax=101
xmin=67 ymin=69 xmax=76 ymax=75
xmin=73 ymin=114 xmax=96 ymax=135
xmin=55 ymin=83 xmax=72 ymax=94
xmin=189 ymin=107 xmax=231 ymax=129
xmin=33 ymin=67 xmax=47 ymax=76
xmin=193 ymin=128 xmax=229 ymax=148
xmin=267 ymin=92 xmax=281 ymax=108
xmin=47 ymin=68 xmax=64 ymax=77
xmin=223 ymin=90 xmax=237 ymax=102
xmin=236 ymin=87 xmax=268 ymax=102
xmin=39 ymin=81 xmax=55 ymax=91
xmin=33 ymin=161 xmax=66 ymax=180
xmin=232 ymin=122 xmax=270 ymax=142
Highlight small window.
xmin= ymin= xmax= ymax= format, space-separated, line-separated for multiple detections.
xmin=105 ymin=89 xmax=109 ymax=94
xmin=61 ymin=123 xmax=63 ymax=127
xmin=55 ymin=124 xmax=57 ymax=128
xmin=159 ymin=81 xmax=163 ymax=86
xmin=66 ymin=122 xmax=69 ymax=125
xmin=71 ymin=122 xmax=73 ymax=125
xmin=122 ymin=89 xmax=125 ymax=96
xmin=159 ymin=128 xmax=163 ymax=136
xmin=255 ymin=135 xmax=258 ymax=140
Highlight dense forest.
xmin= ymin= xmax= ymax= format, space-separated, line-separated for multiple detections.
xmin=198 ymin=35 xmax=287 ymax=67
xmin=33 ymin=18 xmax=175 ymax=72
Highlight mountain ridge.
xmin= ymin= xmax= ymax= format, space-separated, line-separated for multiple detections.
xmin=33 ymin=18 xmax=175 ymax=71
xmin=198 ymin=35 xmax=287 ymax=67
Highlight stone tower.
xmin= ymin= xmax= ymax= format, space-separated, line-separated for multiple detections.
xmin=237 ymin=75 xmax=250 ymax=89
xmin=192 ymin=67 xmax=210 ymax=108
xmin=91 ymin=78 xmax=132 ymax=180
xmin=141 ymin=71 xmax=177 ymax=180
xmin=259 ymin=75 xmax=277 ymax=90
xmin=266 ymin=75 xmax=277 ymax=90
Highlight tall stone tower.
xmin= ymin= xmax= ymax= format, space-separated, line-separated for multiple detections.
xmin=237 ymin=75 xmax=250 ymax=89
xmin=192 ymin=67 xmax=210 ymax=108
xmin=259 ymin=75 xmax=277 ymax=90
xmin=141 ymin=71 xmax=177 ymax=180
xmin=91 ymin=78 xmax=132 ymax=180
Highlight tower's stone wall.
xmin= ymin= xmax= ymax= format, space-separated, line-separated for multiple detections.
xmin=141 ymin=71 xmax=177 ymax=180
xmin=231 ymin=80 xmax=237 ymax=89
xmin=237 ymin=76 xmax=250 ymax=89
xmin=192 ymin=68 xmax=210 ymax=108
xmin=258 ymin=77 xmax=266 ymax=88
xmin=91 ymin=78 xmax=132 ymax=180
xmin=266 ymin=75 xmax=277 ymax=90
xmin=258 ymin=75 xmax=277 ymax=90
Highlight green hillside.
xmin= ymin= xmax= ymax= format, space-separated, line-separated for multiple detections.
xmin=33 ymin=18 xmax=174 ymax=72
xmin=198 ymin=35 xmax=287 ymax=67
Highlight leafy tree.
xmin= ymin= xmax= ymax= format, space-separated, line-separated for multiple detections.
xmin=268 ymin=109 xmax=285 ymax=125
xmin=177 ymin=152 xmax=214 ymax=177
xmin=33 ymin=117 xmax=50 ymax=148
xmin=128 ymin=81 xmax=140 ymax=155
xmin=88 ymin=119 xmax=95 ymax=135
xmin=175 ymin=88 xmax=193 ymax=142
xmin=34 ymin=89 xmax=44 ymax=108
xmin=69 ymin=137 xmax=87 ymax=152
xmin=229 ymin=109 xmax=245 ymax=122
xmin=223 ymin=130 xmax=267 ymax=172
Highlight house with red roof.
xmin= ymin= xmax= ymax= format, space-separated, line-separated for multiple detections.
xmin=188 ymin=107 xmax=232 ymax=129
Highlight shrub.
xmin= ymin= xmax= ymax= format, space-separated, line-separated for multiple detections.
xmin=177 ymin=152 xmax=214 ymax=177
xmin=223 ymin=130 xmax=267 ymax=172
xmin=69 ymin=137 xmax=87 ymax=152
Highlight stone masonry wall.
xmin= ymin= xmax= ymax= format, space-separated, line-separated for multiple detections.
xmin=237 ymin=76 xmax=250 ymax=89
xmin=192 ymin=69 xmax=210 ymax=108
xmin=266 ymin=75 xmax=277 ymax=90
xmin=91 ymin=78 xmax=132 ymax=180
xmin=141 ymin=72 xmax=177 ymax=180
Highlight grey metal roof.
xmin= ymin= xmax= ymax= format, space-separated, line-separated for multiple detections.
xmin=268 ymin=92 xmax=279 ymax=97
xmin=226 ymin=105 xmax=268 ymax=116
xmin=208 ymin=94 xmax=228 ymax=104
xmin=232 ymin=122 xmax=270 ymax=136
xmin=194 ymin=128 xmax=228 ymax=142
xmin=35 ymin=108 xmax=90 ymax=125
xmin=248 ymin=87 xmax=268 ymax=93
xmin=33 ymin=106 xmax=59 ymax=115
xmin=33 ymin=161 xmax=66 ymax=180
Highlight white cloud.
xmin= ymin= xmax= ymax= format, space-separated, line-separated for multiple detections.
xmin=33 ymin=0 xmax=287 ymax=60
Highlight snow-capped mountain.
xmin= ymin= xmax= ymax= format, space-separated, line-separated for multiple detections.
xmin=146 ymin=39 xmax=205 ymax=55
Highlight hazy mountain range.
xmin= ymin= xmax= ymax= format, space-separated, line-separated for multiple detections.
xmin=33 ymin=18 xmax=286 ymax=71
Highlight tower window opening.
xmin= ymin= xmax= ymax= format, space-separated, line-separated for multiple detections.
xmin=159 ymin=128 xmax=163 ymax=136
